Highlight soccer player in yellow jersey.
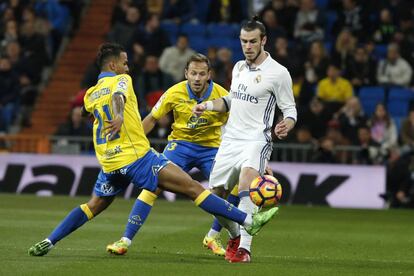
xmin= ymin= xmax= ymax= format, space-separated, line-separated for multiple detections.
xmin=28 ymin=43 xmax=277 ymax=257
xmin=107 ymin=54 xmax=240 ymax=256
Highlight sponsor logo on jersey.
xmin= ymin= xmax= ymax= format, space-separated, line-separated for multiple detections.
xmin=187 ymin=115 xmax=208 ymax=129
xmin=232 ymin=90 xmax=259 ymax=104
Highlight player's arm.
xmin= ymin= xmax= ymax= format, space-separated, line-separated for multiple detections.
xmin=192 ymin=97 xmax=229 ymax=116
xmin=274 ymin=70 xmax=297 ymax=140
xmin=142 ymin=113 xmax=158 ymax=135
xmin=80 ymin=106 xmax=90 ymax=117
xmin=104 ymin=92 xmax=125 ymax=140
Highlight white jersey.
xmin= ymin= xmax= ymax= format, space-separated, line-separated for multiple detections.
xmin=223 ymin=53 xmax=297 ymax=142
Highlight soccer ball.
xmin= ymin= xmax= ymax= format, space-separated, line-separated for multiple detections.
xmin=249 ymin=175 xmax=282 ymax=208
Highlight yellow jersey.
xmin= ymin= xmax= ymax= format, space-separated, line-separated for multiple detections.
xmin=317 ymin=77 xmax=353 ymax=102
xmin=84 ymin=72 xmax=150 ymax=172
xmin=152 ymin=80 xmax=228 ymax=147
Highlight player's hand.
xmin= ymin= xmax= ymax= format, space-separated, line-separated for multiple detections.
xmin=265 ymin=165 xmax=273 ymax=176
xmin=104 ymin=115 xmax=123 ymax=140
xmin=274 ymin=120 xmax=289 ymax=140
xmin=192 ymin=103 xmax=206 ymax=117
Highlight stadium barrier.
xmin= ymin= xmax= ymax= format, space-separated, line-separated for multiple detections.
xmin=0 ymin=153 xmax=385 ymax=209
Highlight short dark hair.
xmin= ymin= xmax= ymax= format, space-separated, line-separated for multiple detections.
xmin=96 ymin=43 xmax=125 ymax=69
xmin=241 ymin=15 xmax=266 ymax=38
xmin=185 ymin=53 xmax=211 ymax=70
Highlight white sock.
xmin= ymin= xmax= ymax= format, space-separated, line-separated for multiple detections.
xmin=215 ymin=216 xmax=240 ymax=239
xmin=45 ymin=238 xmax=53 ymax=247
xmin=239 ymin=195 xmax=258 ymax=253
xmin=207 ymin=229 xmax=220 ymax=238
xmin=121 ymin=237 xmax=132 ymax=246
xmin=163 ymin=191 xmax=176 ymax=202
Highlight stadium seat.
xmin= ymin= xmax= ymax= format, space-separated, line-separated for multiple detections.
xmin=360 ymin=99 xmax=380 ymax=116
xmin=325 ymin=11 xmax=337 ymax=35
xmin=388 ymin=87 xmax=414 ymax=101
xmin=374 ymin=44 xmax=388 ymax=60
xmin=358 ymin=86 xmax=385 ymax=101
xmin=160 ymin=22 xmax=178 ymax=43
xmin=180 ymin=23 xmax=206 ymax=37
xmin=387 ymin=100 xmax=410 ymax=117
xmin=189 ymin=36 xmax=208 ymax=54
xmin=207 ymin=37 xmax=234 ymax=49
xmin=315 ymin=0 xmax=329 ymax=9
xmin=207 ymin=23 xmax=238 ymax=39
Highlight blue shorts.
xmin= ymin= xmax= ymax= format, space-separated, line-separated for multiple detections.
xmin=94 ymin=149 xmax=170 ymax=197
xmin=163 ymin=140 xmax=218 ymax=178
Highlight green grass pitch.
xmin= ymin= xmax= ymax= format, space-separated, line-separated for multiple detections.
xmin=0 ymin=194 xmax=413 ymax=275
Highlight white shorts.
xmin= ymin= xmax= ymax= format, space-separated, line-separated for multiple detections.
xmin=209 ymin=139 xmax=272 ymax=190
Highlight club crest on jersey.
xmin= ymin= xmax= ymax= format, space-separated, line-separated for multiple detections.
xmin=254 ymin=74 xmax=262 ymax=84
xmin=101 ymin=183 xmax=114 ymax=194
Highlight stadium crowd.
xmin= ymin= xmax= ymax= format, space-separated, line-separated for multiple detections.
xmin=1 ymin=0 xmax=414 ymax=207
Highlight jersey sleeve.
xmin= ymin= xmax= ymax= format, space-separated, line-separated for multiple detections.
xmin=151 ymin=89 xmax=172 ymax=120
xmin=114 ymin=74 xmax=132 ymax=102
xmin=274 ymin=69 xmax=297 ymax=122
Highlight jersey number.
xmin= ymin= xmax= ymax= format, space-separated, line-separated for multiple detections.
xmin=166 ymin=142 xmax=177 ymax=151
xmin=93 ymin=104 xmax=120 ymax=145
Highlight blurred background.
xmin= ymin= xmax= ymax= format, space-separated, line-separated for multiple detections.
xmin=1 ymin=0 xmax=414 ymax=209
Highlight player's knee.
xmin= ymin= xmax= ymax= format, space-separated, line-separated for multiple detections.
xmin=186 ymin=180 xmax=204 ymax=199
xmin=87 ymin=196 xmax=113 ymax=216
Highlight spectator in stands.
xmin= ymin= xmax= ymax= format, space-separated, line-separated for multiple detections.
xmin=159 ymin=34 xmax=195 ymax=82
xmin=291 ymin=125 xmax=317 ymax=162
xmin=131 ymin=13 xmax=170 ymax=57
xmin=331 ymin=29 xmax=356 ymax=73
xmin=134 ymin=55 xmax=174 ymax=114
xmin=354 ymin=125 xmax=382 ymax=165
xmin=293 ymin=0 xmax=324 ymax=45
xmin=317 ymin=63 xmax=353 ymax=114
xmin=345 ymin=46 xmax=377 ymax=89
xmin=384 ymin=146 xmax=413 ymax=207
xmin=55 ymin=106 xmax=92 ymax=152
xmin=291 ymin=67 xmax=314 ymax=110
xmin=211 ymin=47 xmax=233 ymax=90
xmin=312 ymin=136 xmax=338 ymax=163
xmin=368 ymin=103 xmax=398 ymax=156
xmin=19 ymin=17 xmax=50 ymax=70
xmin=34 ymin=0 xmax=70 ymax=57
xmin=261 ymin=8 xmax=285 ymax=52
xmin=0 ymin=56 xmax=19 ymax=132
xmin=110 ymin=0 xmax=133 ymax=26
xmin=304 ymin=40 xmax=330 ymax=84
xmin=394 ymin=16 xmax=414 ymax=68
xmin=377 ymin=43 xmax=413 ymax=87
xmin=55 ymin=106 xmax=91 ymax=137
xmin=333 ymin=0 xmax=370 ymax=41
xmin=336 ymin=96 xmax=367 ymax=145
xmin=81 ymin=59 xmax=100 ymax=89
xmin=262 ymin=0 xmax=298 ymax=38
xmin=207 ymin=0 xmax=244 ymax=23
xmin=147 ymin=114 xmax=172 ymax=152
xmin=373 ymin=8 xmax=396 ymax=44
xmin=107 ymin=5 xmax=142 ymax=48
xmin=297 ymin=97 xmax=331 ymax=139
xmin=6 ymin=41 xmax=38 ymax=127
xmin=273 ymin=36 xmax=300 ymax=72
xmin=162 ymin=0 xmax=194 ymax=24
xmin=147 ymin=0 xmax=163 ymax=16
xmin=0 ymin=19 xmax=18 ymax=49
xmin=399 ymin=109 xmax=414 ymax=153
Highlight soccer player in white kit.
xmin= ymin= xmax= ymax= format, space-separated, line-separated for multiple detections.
xmin=193 ymin=17 xmax=297 ymax=263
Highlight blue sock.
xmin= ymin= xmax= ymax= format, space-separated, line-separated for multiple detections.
xmin=210 ymin=192 xmax=240 ymax=232
xmin=48 ymin=204 xmax=93 ymax=245
xmin=195 ymin=191 xmax=247 ymax=225
xmin=123 ymin=190 xmax=157 ymax=241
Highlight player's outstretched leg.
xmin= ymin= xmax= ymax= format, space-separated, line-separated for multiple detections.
xmin=203 ymin=185 xmax=240 ymax=256
xmin=158 ymin=164 xmax=277 ymax=237
xmin=107 ymin=190 xmax=158 ymax=255
xmin=28 ymin=196 xmax=113 ymax=256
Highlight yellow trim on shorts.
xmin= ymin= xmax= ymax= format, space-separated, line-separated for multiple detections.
xmin=80 ymin=204 xmax=94 ymax=220
xmin=194 ymin=190 xmax=211 ymax=206
xmin=138 ymin=190 xmax=158 ymax=206
xmin=230 ymin=185 xmax=239 ymax=196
